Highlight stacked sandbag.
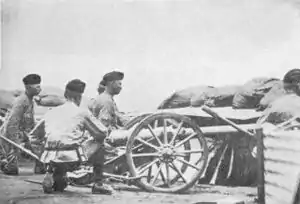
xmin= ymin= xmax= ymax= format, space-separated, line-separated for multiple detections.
xmin=257 ymin=94 xmax=300 ymax=125
xmin=0 ymin=90 xmax=21 ymax=110
xmin=232 ymin=77 xmax=280 ymax=109
xmin=257 ymin=80 xmax=287 ymax=111
xmin=158 ymin=85 xmax=215 ymax=109
xmin=36 ymin=86 xmax=65 ymax=107
xmin=36 ymin=95 xmax=66 ymax=107
xmin=190 ymin=85 xmax=240 ymax=108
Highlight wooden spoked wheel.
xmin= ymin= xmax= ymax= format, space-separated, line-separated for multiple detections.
xmin=126 ymin=112 xmax=208 ymax=193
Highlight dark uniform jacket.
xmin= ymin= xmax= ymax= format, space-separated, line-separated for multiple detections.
xmin=89 ymin=92 xmax=130 ymax=130
xmin=0 ymin=93 xmax=35 ymax=143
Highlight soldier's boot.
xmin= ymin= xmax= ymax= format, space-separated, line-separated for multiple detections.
xmin=1 ymin=156 xmax=19 ymax=175
xmin=91 ymin=166 xmax=113 ymax=195
xmin=42 ymin=172 xmax=54 ymax=194
xmin=52 ymin=164 xmax=68 ymax=192
xmin=92 ymin=182 xmax=114 ymax=195
xmin=42 ymin=163 xmax=68 ymax=193
xmin=42 ymin=164 xmax=54 ymax=193
xmin=34 ymin=161 xmax=46 ymax=174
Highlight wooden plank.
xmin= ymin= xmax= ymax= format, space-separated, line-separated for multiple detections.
xmin=265 ymin=183 xmax=293 ymax=204
xmin=264 ymin=148 xmax=300 ymax=166
xmin=256 ymin=128 xmax=265 ymax=204
xmin=110 ymin=124 xmax=258 ymax=141
xmin=265 ymin=130 xmax=300 ymax=141
xmin=264 ymin=133 xmax=300 ymax=146
xmin=200 ymin=124 xmax=257 ymax=136
xmin=263 ymin=130 xmax=300 ymax=204
xmin=155 ymin=106 xmax=262 ymax=120
xmin=265 ymin=172 xmax=297 ymax=194
xmin=265 ymin=160 xmax=299 ymax=176
xmin=265 ymin=194 xmax=289 ymax=204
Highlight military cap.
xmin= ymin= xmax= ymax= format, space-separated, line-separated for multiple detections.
xmin=22 ymin=74 xmax=41 ymax=85
xmin=283 ymin=68 xmax=300 ymax=84
xmin=97 ymin=80 xmax=106 ymax=94
xmin=66 ymin=79 xmax=86 ymax=94
xmin=100 ymin=80 xmax=106 ymax=86
xmin=102 ymin=71 xmax=124 ymax=86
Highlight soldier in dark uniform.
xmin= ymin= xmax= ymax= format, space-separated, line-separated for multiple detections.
xmin=89 ymin=71 xmax=130 ymax=131
xmin=0 ymin=74 xmax=43 ymax=175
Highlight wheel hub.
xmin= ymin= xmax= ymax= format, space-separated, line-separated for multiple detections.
xmin=158 ymin=145 xmax=176 ymax=163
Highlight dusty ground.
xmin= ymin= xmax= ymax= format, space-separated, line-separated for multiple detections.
xmin=0 ymin=161 xmax=257 ymax=204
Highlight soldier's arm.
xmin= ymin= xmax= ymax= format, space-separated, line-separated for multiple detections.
xmin=116 ymin=111 xmax=132 ymax=127
xmin=81 ymin=111 xmax=109 ymax=143
xmin=5 ymin=97 xmax=26 ymax=140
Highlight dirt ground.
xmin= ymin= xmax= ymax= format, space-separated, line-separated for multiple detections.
xmin=0 ymin=161 xmax=257 ymax=204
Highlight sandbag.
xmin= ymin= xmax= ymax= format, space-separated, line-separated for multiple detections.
xmin=36 ymin=95 xmax=66 ymax=107
xmin=257 ymin=81 xmax=287 ymax=111
xmin=158 ymin=85 xmax=214 ymax=109
xmin=39 ymin=86 xmax=64 ymax=96
xmin=191 ymin=85 xmax=240 ymax=107
xmin=11 ymin=90 xmax=23 ymax=97
xmin=0 ymin=90 xmax=19 ymax=110
xmin=232 ymin=77 xmax=280 ymax=109
xmin=257 ymin=94 xmax=300 ymax=125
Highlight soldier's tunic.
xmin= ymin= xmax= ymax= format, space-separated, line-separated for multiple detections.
xmin=0 ymin=93 xmax=35 ymax=170
xmin=89 ymin=92 xmax=129 ymax=131
xmin=40 ymin=101 xmax=108 ymax=164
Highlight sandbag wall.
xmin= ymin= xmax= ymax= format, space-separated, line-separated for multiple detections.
xmin=157 ymin=85 xmax=215 ymax=109
xmin=157 ymin=77 xmax=290 ymax=186
xmin=158 ymin=77 xmax=287 ymax=111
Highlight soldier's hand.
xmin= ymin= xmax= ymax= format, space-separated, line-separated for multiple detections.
xmin=34 ymin=96 xmax=42 ymax=105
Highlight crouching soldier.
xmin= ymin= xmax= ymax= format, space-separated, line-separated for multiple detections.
xmin=40 ymin=79 xmax=113 ymax=194
xmin=0 ymin=74 xmax=45 ymax=175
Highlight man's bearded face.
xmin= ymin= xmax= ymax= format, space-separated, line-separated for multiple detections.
xmin=110 ymin=80 xmax=122 ymax=95
xmin=26 ymin=84 xmax=42 ymax=96
xmin=284 ymin=81 xmax=300 ymax=94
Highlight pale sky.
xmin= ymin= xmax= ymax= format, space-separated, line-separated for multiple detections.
xmin=1 ymin=0 xmax=300 ymax=112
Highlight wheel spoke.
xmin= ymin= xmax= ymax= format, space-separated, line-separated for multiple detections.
xmin=147 ymin=124 xmax=163 ymax=146
xmin=171 ymin=162 xmax=188 ymax=183
xmin=163 ymin=119 xmax=168 ymax=144
xmin=165 ymin=163 xmax=171 ymax=186
xmin=176 ymin=158 xmax=201 ymax=171
xmin=131 ymin=136 xmax=155 ymax=151
xmin=132 ymin=152 xmax=159 ymax=158
xmin=169 ymin=121 xmax=183 ymax=145
xmin=153 ymin=119 xmax=158 ymax=129
xmin=175 ymin=133 xmax=197 ymax=148
xmin=105 ymin=137 xmax=156 ymax=165
xmin=156 ymin=162 xmax=166 ymax=183
xmin=175 ymin=149 xmax=204 ymax=156
xmin=137 ymin=158 xmax=160 ymax=175
xmin=151 ymin=162 xmax=163 ymax=185
xmin=136 ymin=138 xmax=159 ymax=151
xmin=147 ymin=166 xmax=152 ymax=183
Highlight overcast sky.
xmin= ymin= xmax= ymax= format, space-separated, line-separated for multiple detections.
xmin=1 ymin=0 xmax=300 ymax=111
